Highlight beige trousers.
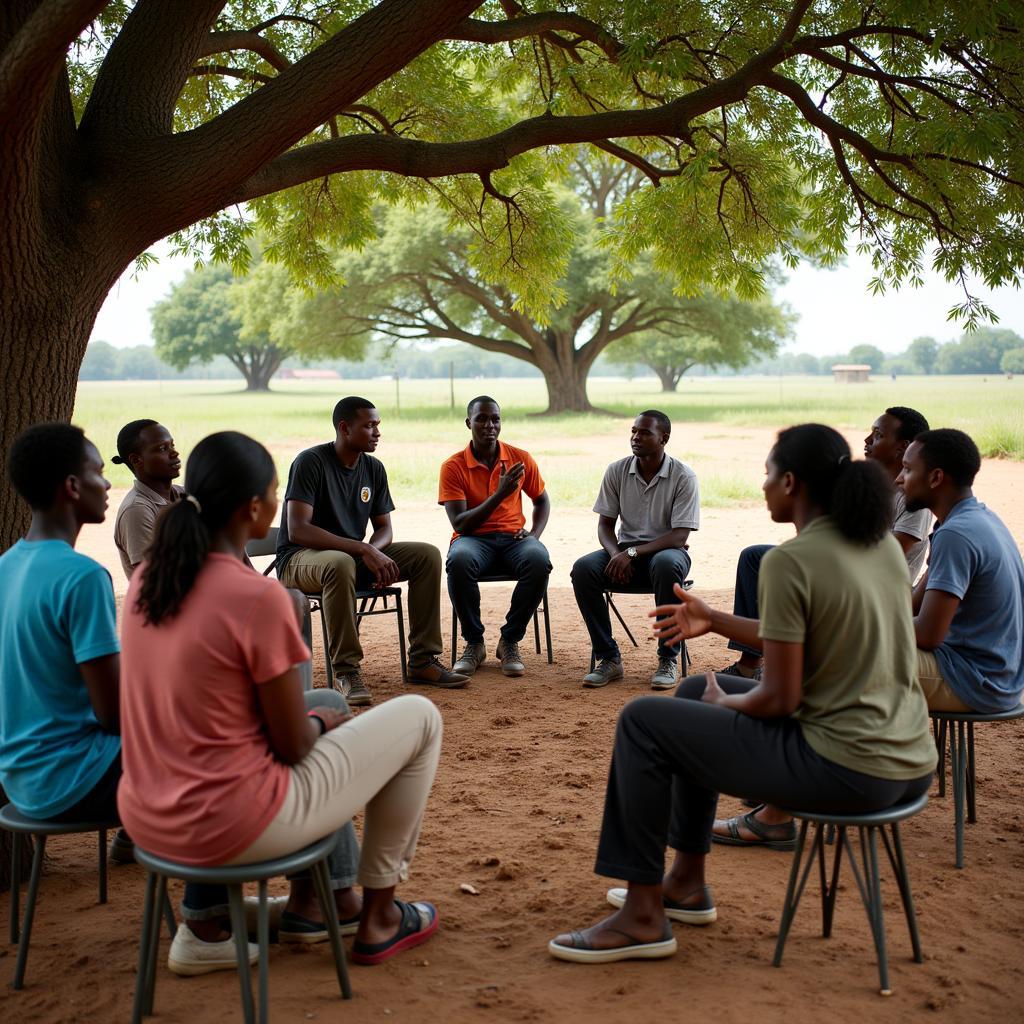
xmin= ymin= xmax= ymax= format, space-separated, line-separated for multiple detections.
xmin=280 ymin=542 xmax=442 ymax=676
xmin=227 ymin=694 xmax=442 ymax=888
xmin=916 ymin=648 xmax=974 ymax=712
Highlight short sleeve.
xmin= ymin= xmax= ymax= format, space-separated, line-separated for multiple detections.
xmin=66 ymin=567 xmax=120 ymax=664
xmin=284 ymin=450 xmax=324 ymax=507
xmin=370 ymin=460 xmax=395 ymax=517
xmin=758 ymin=546 xmax=808 ymax=644
xmin=670 ymin=472 xmax=700 ymax=530
xmin=118 ymin=504 xmax=158 ymax=568
xmin=593 ymin=464 xmax=621 ymax=518
xmin=438 ymin=457 xmax=468 ymax=504
xmin=520 ymin=451 xmax=545 ymax=500
xmin=925 ymin=527 xmax=975 ymax=600
xmin=240 ymin=583 xmax=312 ymax=685
xmin=892 ymin=506 xmax=931 ymax=542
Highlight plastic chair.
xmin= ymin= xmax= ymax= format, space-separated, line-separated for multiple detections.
xmin=449 ymin=575 xmax=553 ymax=665
xmin=131 ymin=832 xmax=350 ymax=1024
xmin=588 ymin=581 xmax=693 ymax=673
xmin=246 ymin=526 xmax=408 ymax=686
xmin=930 ymin=704 xmax=1024 ymax=868
xmin=1 ymin=805 xmax=173 ymax=990
xmin=773 ymin=794 xmax=928 ymax=996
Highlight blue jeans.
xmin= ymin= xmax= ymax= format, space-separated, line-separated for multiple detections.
xmin=571 ymin=546 xmax=692 ymax=661
xmin=182 ymin=689 xmax=360 ymax=921
xmin=446 ymin=533 xmax=551 ymax=645
xmin=726 ymin=544 xmax=773 ymax=658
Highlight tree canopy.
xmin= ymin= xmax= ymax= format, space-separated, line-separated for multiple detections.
xmin=3 ymin=1 xmax=1024 ymax=542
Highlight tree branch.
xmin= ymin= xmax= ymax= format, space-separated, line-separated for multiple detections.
xmin=198 ymin=29 xmax=289 ymax=71
xmin=448 ymin=13 xmax=623 ymax=62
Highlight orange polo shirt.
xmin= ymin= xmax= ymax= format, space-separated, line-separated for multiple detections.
xmin=438 ymin=441 xmax=545 ymax=538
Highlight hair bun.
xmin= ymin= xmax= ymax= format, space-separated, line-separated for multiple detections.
xmin=111 ymin=455 xmax=124 ymax=464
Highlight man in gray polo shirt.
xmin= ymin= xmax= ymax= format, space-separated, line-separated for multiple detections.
xmin=571 ymin=410 xmax=699 ymax=690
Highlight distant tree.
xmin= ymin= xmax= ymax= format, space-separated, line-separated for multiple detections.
xmin=847 ymin=343 xmax=886 ymax=372
xmin=78 ymin=341 xmax=119 ymax=381
xmin=936 ymin=327 xmax=1024 ymax=374
xmin=152 ymin=259 xmax=364 ymax=390
xmin=117 ymin=346 xmax=165 ymax=379
xmin=907 ymin=336 xmax=940 ymax=375
xmin=1001 ymin=347 xmax=1024 ymax=375
xmin=605 ymin=294 xmax=792 ymax=391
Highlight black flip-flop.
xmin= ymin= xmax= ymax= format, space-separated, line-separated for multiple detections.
xmin=712 ymin=810 xmax=796 ymax=850
xmin=548 ymin=921 xmax=677 ymax=963
xmin=350 ymin=900 xmax=438 ymax=965
xmin=278 ymin=908 xmax=360 ymax=943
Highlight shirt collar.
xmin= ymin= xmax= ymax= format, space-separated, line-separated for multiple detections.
xmin=464 ymin=440 xmax=510 ymax=470
xmin=628 ymin=454 xmax=671 ymax=478
xmin=935 ymin=494 xmax=978 ymax=530
xmin=133 ymin=479 xmax=179 ymax=506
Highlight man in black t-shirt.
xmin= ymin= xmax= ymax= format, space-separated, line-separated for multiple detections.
xmin=278 ymin=396 xmax=467 ymax=705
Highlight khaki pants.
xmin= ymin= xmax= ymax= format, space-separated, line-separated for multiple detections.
xmin=281 ymin=542 xmax=442 ymax=675
xmin=916 ymin=649 xmax=974 ymax=712
xmin=227 ymin=695 xmax=442 ymax=888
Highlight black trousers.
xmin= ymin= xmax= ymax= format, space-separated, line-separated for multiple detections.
xmin=594 ymin=676 xmax=933 ymax=884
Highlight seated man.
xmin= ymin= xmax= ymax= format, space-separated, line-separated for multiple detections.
xmin=277 ymin=396 xmax=467 ymax=706
xmin=0 ymin=424 xmax=129 ymax=860
xmin=899 ymin=428 xmax=1024 ymax=713
xmin=572 ymin=410 xmax=699 ymax=690
xmin=111 ymin=419 xmax=184 ymax=578
xmin=722 ymin=405 xmax=932 ymax=680
xmin=440 ymin=396 xmax=551 ymax=678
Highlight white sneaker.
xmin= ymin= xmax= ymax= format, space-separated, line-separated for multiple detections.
xmin=167 ymin=924 xmax=259 ymax=976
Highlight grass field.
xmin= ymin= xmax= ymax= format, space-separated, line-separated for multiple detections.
xmin=74 ymin=374 xmax=1024 ymax=506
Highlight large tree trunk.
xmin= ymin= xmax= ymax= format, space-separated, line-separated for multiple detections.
xmin=654 ymin=366 xmax=679 ymax=392
xmin=529 ymin=327 xmax=601 ymax=413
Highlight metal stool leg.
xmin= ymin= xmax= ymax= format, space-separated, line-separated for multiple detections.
xmin=950 ymin=720 xmax=967 ymax=868
xmin=396 ymin=590 xmax=408 ymax=683
xmin=821 ymin=825 xmax=846 ymax=938
xmin=227 ymin=884 xmax=256 ymax=1024
xmin=257 ymin=879 xmax=270 ymax=1024
xmin=532 ymin=606 xmax=541 ymax=655
xmin=9 ymin=830 xmax=21 ymax=944
xmin=882 ymin=822 xmax=923 ymax=963
xmin=863 ymin=826 xmax=892 ymax=995
xmin=542 ymin=587 xmax=553 ymax=664
xmin=98 ymin=828 xmax=108 ymax=904
xmin=311 ymin=857 xmax=351 ymax=999
xmin=13 ymin=833 xmax=47 ymax=990
xmin=936 ymin=718 xmax=947 ymax=797
xmin=450 ymin=597 xmax=458 ymax=663
xmin=318 ymin=603 xmax=334 ymax=689
xmin=131 ymin=871 xmax=159 ymax=1024
xmin=162 ymin=888 xmax=176 ymax=938
xmin=772 ymin=820 xmax=812 ymax=966
xmin=966 ymin=721 xmax=977 ymax=824
xmin=144 ymin=876 xmax=167 ymax=1015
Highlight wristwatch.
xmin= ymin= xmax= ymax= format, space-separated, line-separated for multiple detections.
xmin=626 ymin=546 xmax=638 ymax=559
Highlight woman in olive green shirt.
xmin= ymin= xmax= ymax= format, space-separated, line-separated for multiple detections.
xmin=549 ymin=423 xmax=935 ymax=965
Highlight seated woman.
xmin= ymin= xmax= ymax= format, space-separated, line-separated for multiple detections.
xmin=548 ymin=423 xmax=936 ymax=963
xmin=118 ymin=431 xmax=443 ymax=973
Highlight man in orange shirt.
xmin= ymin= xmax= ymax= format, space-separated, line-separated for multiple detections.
xmin=439 ymin=397 xmax=551 ymax=678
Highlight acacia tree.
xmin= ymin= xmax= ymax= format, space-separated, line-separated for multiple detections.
xmin=604 ymin=292 xmax=792 ymax=390
xmin=2 ymin=0 xmax=1024 ymax=541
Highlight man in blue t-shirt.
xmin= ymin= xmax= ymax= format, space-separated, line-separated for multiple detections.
xmin=898 ymin=428 xmax=1024 ymax=713
xmin=0 ymin=423 xmax=129 ymax=857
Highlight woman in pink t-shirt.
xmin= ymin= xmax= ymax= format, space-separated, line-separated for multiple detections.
xmin=119 ymin=431 xmax=442 ymax=972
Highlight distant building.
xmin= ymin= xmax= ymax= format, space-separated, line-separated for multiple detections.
xmin=831 ymin=363 xmax=871 ymax=384
xmin=276 ymin=368 xmax=341 ymax=380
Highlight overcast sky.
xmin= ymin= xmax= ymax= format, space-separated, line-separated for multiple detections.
xmin=91 ymin=239 xmax=1024 ymax=358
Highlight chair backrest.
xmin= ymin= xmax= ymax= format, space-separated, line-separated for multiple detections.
xmin=245 ymin=526 xmax=280 ymax=569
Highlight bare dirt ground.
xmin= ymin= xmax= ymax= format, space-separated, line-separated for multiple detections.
xmin=8 ymin=424 xmax=1023 ymax=1023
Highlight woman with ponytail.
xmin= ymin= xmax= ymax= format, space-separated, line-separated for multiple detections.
xmin=548 ymin=424 xmax=935 ymax=965
xmin=118 ymin=432 xmax=442 ymax=976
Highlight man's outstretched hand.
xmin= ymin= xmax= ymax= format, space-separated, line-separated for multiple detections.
xmin=650 ymin=583 xmax=714 ymax=644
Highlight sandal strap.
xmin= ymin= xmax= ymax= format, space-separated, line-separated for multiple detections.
xmin=739 ymin=810 xmax=792 ymax=841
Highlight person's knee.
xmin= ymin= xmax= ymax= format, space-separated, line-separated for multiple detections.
xmin=399 ymin=693 xmax=444 ymax=743
xmin=738 ymin=544 xmax=769 ymax=572
xmin=571 ymin=551 xmax=604 ymax=588
xmin=519 ymin=543 xmax=551 ymax=581
xmin=318 ymin=551 xmax=357 ymax=583
xmin=673 ymin=674 xmax=708 ymax=701
xmin=305 ymin=688 xmax=349 ymax=714
xmin=650 ymin=549 xmax=691 ymax=581
xmin=446 ymin=545 xmax=480 ymax=580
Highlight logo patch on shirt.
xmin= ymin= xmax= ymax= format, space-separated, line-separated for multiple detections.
xmin=360 ymin=486 xmax=371 ymax=503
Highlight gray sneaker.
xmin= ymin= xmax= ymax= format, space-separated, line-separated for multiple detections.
xmin=336 ymin=671 xmax=372 ymax=706
xmin=496 ymin=638 xmax=525 ymax=677
xmin=582 ymin=657 xmax=624 ymax=688
xmin=453 ymin=641 xmax=487 ymax=676
xmin=651 ymin=657 xmax=678 ymax=690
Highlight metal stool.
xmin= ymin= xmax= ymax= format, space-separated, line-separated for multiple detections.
xmin=1 ymin=805 xmax=172 ymax=990
xmin=589 ymin=581 xmax=693 ymax=673
xmin=930 ymin=704 xmax=1024 ymax=868
xmin=131 ymin=832 xmax=350 ymax=1024
xmin=450 ymin=576 xmax=553 ymax=665
xmin=773 ymin=794 xmax=927 ymax=995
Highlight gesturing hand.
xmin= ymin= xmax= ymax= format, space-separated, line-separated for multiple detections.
xmin=701 ymin=670 xmax=727 ymax=706
xmin=649 ymin=583 xmax=714 ymax=644
xmin=496 ymin=461 xmax=526 ymax=499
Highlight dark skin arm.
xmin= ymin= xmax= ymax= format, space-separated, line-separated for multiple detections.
xmin=914 ymin=588 xmax=961 ymax=650
xmin=651 ymin=584 xmax=802 ymax=717
xmin=892 ymin=531 xmax=919 ymax=557
xmin=444 ymin=461 xmax=525 ymax=535
xmin=81 ymin=653 xmax=121 ymax=734
xmin=286 ymin=500 xmax=399 ymax=586
xmin=911 ymin=567 xmax=929 ymax=614
xmin=256 ymin=666 xmax=352 ymax=765
xmin=603 ymin=521 xmax=691 ymax=585
xmin=513 ymin=489 xmax=550 ymax=540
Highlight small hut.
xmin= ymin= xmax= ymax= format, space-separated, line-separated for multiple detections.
xmin=831 ymin=363 xmax=871 ymax=384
